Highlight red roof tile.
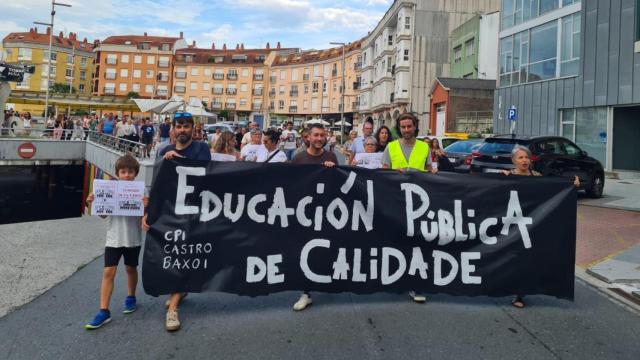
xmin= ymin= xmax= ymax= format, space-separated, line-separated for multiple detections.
xmin=3 ymin=28 xmax=94 ymax=52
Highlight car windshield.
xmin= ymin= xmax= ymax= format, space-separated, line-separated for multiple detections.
xmin=444 ymin=140 xmax=481 ymax=153
xmin=479 ymin=141 xmax=518 ymax=154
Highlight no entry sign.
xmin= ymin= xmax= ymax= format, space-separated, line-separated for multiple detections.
xmin=17 ymin=142 xmax=36 ymax=159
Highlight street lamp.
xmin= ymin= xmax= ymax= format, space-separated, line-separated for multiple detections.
xmin=330 ymin=41 xmax=346 ymax=144
xmin=34 ymin=0 xmax=72 ymax=121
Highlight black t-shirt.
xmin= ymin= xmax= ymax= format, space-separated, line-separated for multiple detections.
xmin=159 ymin=123 xmax=171 ymax=138
xmin=159 ymin=141 xmax=212 ymax=161
xmin=141 ymin=124 xmax=155 ymax=139
xmin=292 ymin=149 xmax=338 ymax=165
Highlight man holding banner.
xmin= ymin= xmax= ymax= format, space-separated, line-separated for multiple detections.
xmin=144 ymin=112 xmax=210 ymax=332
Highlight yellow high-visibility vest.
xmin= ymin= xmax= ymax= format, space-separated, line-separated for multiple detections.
xmin=388 ymin=140 xmax=430 ymax=171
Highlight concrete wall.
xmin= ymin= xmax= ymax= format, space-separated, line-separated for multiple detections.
xmin=0 ymin=139 xmax=85 ymax=164
xmin=478 ymin=12 xmax=500 ymax=80
xmin=494 ymin=0 xmax=640 ymax=135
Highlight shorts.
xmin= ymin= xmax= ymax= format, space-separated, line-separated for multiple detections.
xmin=142 ymin=136 xmax=153 ymax=145
xmin=104 ymin=246 xmax=141 ymax=267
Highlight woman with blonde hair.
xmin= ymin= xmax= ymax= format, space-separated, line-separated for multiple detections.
xmin=211 ymin=131 xmax=240 ymax=161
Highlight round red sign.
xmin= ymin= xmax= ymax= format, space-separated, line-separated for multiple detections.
xmin=17 ymin=142 xmax=36 ymax=159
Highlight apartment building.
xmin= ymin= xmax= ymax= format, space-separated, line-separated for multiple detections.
xmin=2 ymin=27 xmax=95 ymax=114
xmin=266 ymin=41 xmax=362 ymax=127
xmin=93 ymin=33 xmax=187 ymax=98
xmin=450 ymin=12 xmax=500 ymax=80
xmin=173 ymin=43 xmax=295 ymax=125
xmin=495 ymin=0 xmax=640 ymax=173
xmin=357 ymin=0 xmax=500 ymax=134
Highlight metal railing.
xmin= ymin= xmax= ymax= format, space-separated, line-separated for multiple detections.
xmin=87 ymin=131 xmax=148 ymax=159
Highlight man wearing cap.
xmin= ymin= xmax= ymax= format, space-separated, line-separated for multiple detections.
xmin=143 ymin=112 xmax=210 ymax=332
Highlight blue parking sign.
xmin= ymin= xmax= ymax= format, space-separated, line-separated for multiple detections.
xmin=508 ymin=106 xmax=517 ymax=121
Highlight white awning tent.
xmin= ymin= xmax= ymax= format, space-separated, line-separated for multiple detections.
xmin=305 ymin=118 xmax=330 ymax=126
xmin=334 ymin=120 xmax=352 ymax=126
xmin=132 ymin=97 xmax=216 ymax=120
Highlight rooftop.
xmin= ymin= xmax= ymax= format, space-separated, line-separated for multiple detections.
xmin=3 ymin=28 xmax=94 ymax=52
xmin=271 ymin=39 xmax=363 ymax=67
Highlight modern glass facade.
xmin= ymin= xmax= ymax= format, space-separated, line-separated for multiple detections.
xmin=560 ymin=107 xmax=607 ymax=166
xmin=499 ymin=2 xmax=581 ymax=87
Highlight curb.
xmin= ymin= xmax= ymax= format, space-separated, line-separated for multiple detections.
xmin=575 ymin=266 xmax=640 ymax=315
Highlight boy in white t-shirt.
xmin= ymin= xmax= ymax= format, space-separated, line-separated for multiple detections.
xmin=84 ymin=155 xmax=143 ymax=329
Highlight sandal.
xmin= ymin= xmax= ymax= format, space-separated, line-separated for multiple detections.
xmin=511 ymin=296 xmax=525 ymax=309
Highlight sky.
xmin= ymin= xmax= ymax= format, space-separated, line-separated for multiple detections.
xmin=0 ymin=0 xmax=393 ymax=50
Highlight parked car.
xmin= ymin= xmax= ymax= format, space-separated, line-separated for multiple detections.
xmin=417 ymin=135 xmax=462 ymax=149
xmin=442 ymin=139 xmax=484 ymax=173
xmin=470 ymin=135 xmax=605 ymax=198
xmin=204 ymin=123 xmax=235 ymax=134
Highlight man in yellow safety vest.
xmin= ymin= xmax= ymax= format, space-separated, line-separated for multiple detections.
xmin=381 ymin=112 xmax=437 ymax=304
xmin=382 ymin=113 xmax=438 ymax=174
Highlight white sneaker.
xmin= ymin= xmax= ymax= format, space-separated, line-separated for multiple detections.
xmin=293 ymin=293 xmax=313 ymax=311
xmin=165 ymin=309 xmax=181 ymax=332
xmin=409 ymin=291 xmax=426 ymax=303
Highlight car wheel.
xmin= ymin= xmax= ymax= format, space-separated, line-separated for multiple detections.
xmin=587 ymin=174 xmax=604 ymax=199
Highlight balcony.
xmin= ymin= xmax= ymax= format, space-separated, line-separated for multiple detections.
xmin=332 ymin=69 xmax=338 ymax=77
xmin=289 ymin=106 xmax=298 ymax=113
xmin=157 ymin=74 xmax=169 ymax=82
xmin=158 ymin=61 xmax=170 ymax=68
xmin=212 ymin=88 xmax=224 ymax=95
xmin=174 ymin=86 xmax=186 ymax=93
xmin=227 ymin=74 xmax=238 ymax=80
xmin=175 ymin=72 xmax=187 ymax=79
xmin=268 ymin=106 xmax=275 ymax=111
xmin=354 ymin=62 xmax=362 ymax=70
xmin=269 ymin=76 xmax=277 ymax=83
xmin=225 ymin=103 xmax=236 ymax=110
xmin=352 ymin=101 xmax=360 ymax=109
xmin=253 ymin=74 xmax=264 ymax=81
xmin=156 ymin=89 xmax=168 ymax=97
xmin=104 ymin=87 xmax=115 ymax=95
xmin=252 ymin=103 xmax=262 ymax=111
xmin=353 ymin=82 xmax=360 ymax=90
xmin=213 ymin=74 xmax=224 ymax=80
xmin=269 ymin=90 xmax=276 ymax=97
xmin=105 ymin=73 xmax=116 ymax=80
xmin=303 ymin=74 xmax=310 ymax=81
xmin=289 ymin=91 xmax=299 ymax=97
xmin=226 ymin=89 xmax=237 ymax=95
xmin=211 ymin=102 xmax=222 ymax=109
xmin=106 ymin=58 xmax=117 ymax=65
xmin=253 ymin=88 xmax=263 ymax=96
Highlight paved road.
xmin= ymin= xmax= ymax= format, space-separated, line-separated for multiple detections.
xmin=1 ymin=252 xmax=638 ymax=360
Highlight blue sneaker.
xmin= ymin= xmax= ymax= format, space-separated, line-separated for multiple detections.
xmin=85 ymin=309 xmax=111 ymax=330
xmin=123 ymin=296 xmax=137 ymax=314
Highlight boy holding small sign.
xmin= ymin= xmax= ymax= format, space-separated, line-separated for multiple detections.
xmin=84 ymin=155 xmax=144 ymax=330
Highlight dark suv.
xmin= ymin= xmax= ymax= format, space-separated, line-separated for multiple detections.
xmin=470 ymin=135 xmax=605 ymax=198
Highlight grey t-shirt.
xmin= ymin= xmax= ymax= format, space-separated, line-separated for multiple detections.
xmin=382 ymin=141 xmax=432 ymax=170
xmin=105 ymin=216 xmax=143 ymax=248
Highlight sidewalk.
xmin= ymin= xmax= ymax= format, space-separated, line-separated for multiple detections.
xmin=579 ymin=176 xmax=640 ymax=212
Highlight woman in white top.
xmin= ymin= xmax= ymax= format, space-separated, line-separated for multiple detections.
xmin=260 ymin=129 xmax=288 ymax=163
xmin=211 ymin=131 xmax=240 ymax=162
xmin=350 ymin=136 xmax=383 ymax=169
xmin=22 ymin=112 xmax=32 ymax=135
xmin=241 ymin=129 xmax=268 ymax=162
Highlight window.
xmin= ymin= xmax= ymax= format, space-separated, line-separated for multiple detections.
xmin=202 ymin=97 xmax=209 ymax=105
xmin=312 ymin=82 xmax=319 ymax=93
xmin=241 ymin=83 xmax=248 ymax=92
xmin=133 ymin=70 xmax=141 ymax=78
xmin=240 ymin=98 xmax=248 ymax=106
xmin=191 ymin=67 xmax=199 ymax=76
xmin=79 ymin=84 xmax=85 ymax=92
xmin=241 ymin=68 xmax=249 ymax=77
xmin=120 ymin=69 xmax=128 ymax=77
xmin=80 ymin=57 xmax=87 ymax=67
xmin=292 ymin=69 xmax=298 ymax=81
xmin=204 ymin=68 xmax=212 ymax=76
xmin=145 ymin=85 xmax=154 ymax=93
xmin=147 ymin=56 xmax=155 ymax=65
xmin=66 ymin=68 xmax=73 ymax=77
xmin=454 ymin=46 xmax=462 ymax=62
xmin=405 ymin=16 xmax=411 ymax=30
xmin=80 ymin=71 xmax=86 ymax=81
xmin=465 ymin=39 xmax=475 ymax=56
xmin=17 ymin=73 xmax=31 ymax=89
xmin=132 ymin=83 xmax=140 ymax=92
xmin=104 ymin=68 xmax=116 ymax=79
xmin=67 ymin=54 xmax=74 ymax=64
xmin=119 ymin=83 xmax=127 ymax=92
xmin=189 ymin=82 xmax=197 ymax=90
xmin=304 ymin=84 xmax=309 ymax=94
xmin=388 ymin=35 xmax=393 ymax=46
xmin=203 ymin=82 xmax=210 ymax=91
xmin=279 ymin=85 xmax=285 ymax=94
xmin=561 ymin=13 xmax=581 ymax=76
xmin=403 ymin=49 xmax=410 ymax=61
xmin=121 ymin=54 xmax=129 ymax=63
xmin=134 ymin=55 xmax=142 ymax=64
xmin=145 ymin=70 xmax=154 ymax=79
xmin=18 ymin=48 xmax=32 ymax=61
xmin=161 ymin=44 xmax=171 ymax=51
xmin=278 ymin=100 xmax=285 ymax=110
xmin=560 ymin=109 xmax=575 ymax=140
xmin=44 ymin=51 xmax=57 ymax=62
xmin=323 ymin=81 xmax=327 ymax=93
xmin=528 ymin=21 xmax=557 ymax=82
xmin=280 ymin=70 xmax=286 ymax=80
xmin=502 ymin=0 xmax=567 ymax=30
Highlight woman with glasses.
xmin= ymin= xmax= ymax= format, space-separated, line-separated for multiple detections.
xmin=350 ymin=136 xmax=383 ymax=169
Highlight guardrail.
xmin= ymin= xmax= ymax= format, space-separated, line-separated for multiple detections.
xmin=86 ymin=131 xmax=148 ymax=160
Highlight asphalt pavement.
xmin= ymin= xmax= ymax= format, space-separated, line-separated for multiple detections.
xmin=1 ymin=250 xmax=639 ymax=360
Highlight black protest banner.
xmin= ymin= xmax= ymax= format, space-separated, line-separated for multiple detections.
xmin=142 ymin=160 xmax=576 ymax=299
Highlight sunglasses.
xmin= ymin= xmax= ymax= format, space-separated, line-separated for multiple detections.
xmin=173 ymin=112 xmax=193 ymax=119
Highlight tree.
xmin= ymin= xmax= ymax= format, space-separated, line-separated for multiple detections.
xmin=126 ymin=91 xmax=139 ymax=99
xmin=50 ymin=82 xmax=76 ymax=94
xmin=218 ymin=110 xmax=229 ymax=122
